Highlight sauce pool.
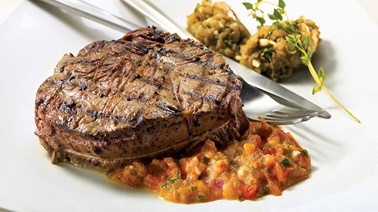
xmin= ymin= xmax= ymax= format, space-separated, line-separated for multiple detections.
xmin=107 ymin=119 xmax=311 ymax=203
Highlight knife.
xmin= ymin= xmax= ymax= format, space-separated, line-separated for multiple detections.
xmin=31 ymin=0 xmax=331 ymax=119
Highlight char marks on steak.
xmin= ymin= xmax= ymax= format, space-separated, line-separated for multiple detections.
xmin=35 ymin=27 xmax=249 ymax=169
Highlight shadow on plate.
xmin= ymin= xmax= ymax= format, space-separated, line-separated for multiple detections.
xmin=282 ymin=40 xmax=337 ymax=86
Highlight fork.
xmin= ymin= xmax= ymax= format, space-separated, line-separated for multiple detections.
xmin=239 ymin=78 xmax=322 ymax=124
xmin=33 ymin=0 xmax=330 ymax=125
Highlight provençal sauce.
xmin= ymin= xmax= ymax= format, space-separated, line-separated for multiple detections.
xmin=107 ymin=119 xmax=311 ymax=203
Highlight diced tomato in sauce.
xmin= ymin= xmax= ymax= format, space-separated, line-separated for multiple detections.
xmin=107 ymin=119 xmax=311 ymax=203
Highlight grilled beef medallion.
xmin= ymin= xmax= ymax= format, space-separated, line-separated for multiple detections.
xmin=34 ymin=27 xmax=249 ymax=169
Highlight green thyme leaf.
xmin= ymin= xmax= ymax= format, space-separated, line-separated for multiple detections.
xmin=256 ymin=16 xmax=266 ymax=26
xmin=278 ymin=0 xmax=286 ymax=9
xmin=312 ymin=85 xmax=322 ymax=94
xmin=300 ymin=55 xmax=310 ymax=65
xmin=273 ymin=8 xmax=283 ymax=20
xmin=307 ymin=48 xmax=313 ymax=60
xmin=285 ymin=34 xmax=298 ymax=47
xmin=242 ymin=2 xmax=253 ymax=10
xmin=268 ymin=13 xmax=276 ymax=20
xmin=303 ymin=35 xmax=310 ymax=50
xmin=272 ymin=21 xmax=281 ymax=28
xmin=286 ymin=38 xmax=296 ymax=47
xmin=318 ymin=67 xmax=326 ymax=82
xmin=294 ymin=34 xmax=301 ymax=43
xmin=282 ymin=21 xmax=294 ymax=33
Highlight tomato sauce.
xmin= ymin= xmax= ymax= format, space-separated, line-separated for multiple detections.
xmin=107 ymin=119 xmax=311 ymax=203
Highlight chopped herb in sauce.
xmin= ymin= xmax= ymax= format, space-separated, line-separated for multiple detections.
xmin=107 ymin=119 xmax=311 ymax=203
xmin=161 ymin=183 xmax=168 ymax=189
xmin=280 ymin=158 xmax=292 ymax=168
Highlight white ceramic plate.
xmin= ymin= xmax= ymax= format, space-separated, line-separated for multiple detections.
xmin=1 ymin=0 xmax=377 ymax=211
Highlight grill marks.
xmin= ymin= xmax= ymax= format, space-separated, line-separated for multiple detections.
xmin=54 ymin=41 xmax=233 ymax=125
xmin=35 ymin=27 xmax=249 ymax=169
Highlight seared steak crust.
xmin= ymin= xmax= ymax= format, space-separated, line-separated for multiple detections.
xmin=35 ymin=27 xmax=249 ymax=169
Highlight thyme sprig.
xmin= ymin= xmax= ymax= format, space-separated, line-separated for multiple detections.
xmin=243 ymin=0 xmax=361 ymax=123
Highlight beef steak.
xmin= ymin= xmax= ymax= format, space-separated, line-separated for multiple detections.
xmin=35 ymin=27 xmax=249 ymax=169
